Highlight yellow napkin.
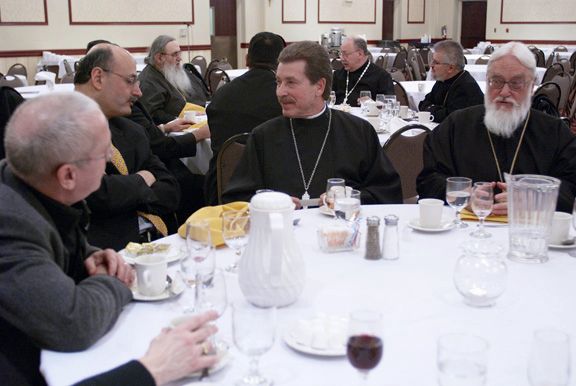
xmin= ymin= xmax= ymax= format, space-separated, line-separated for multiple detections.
xmin=179 ymin=103 xmax=207 ymax=129
xmin=177 ymin=202 xmax=249 ymax=246
xmin=460 ymin=208 xmax=508 ymax=223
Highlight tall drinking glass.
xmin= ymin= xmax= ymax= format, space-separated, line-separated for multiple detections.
xmin=222 ymin=210 xmax=250 ymax=272
xmin=359 ymin=91 xmax=372 ymax=113
xmin=346 ymin=310 xmax=383 ymax=385
xmin=437 ymin=333 xmax=488 ymax=386
xmin=528 ymin=329 xmax=571 ymax=386
xmin=324 ymin=178 xmax=346 ymax=210
xmin=470 ymin=182 xmax=494 ymax=238
xmin=196 ymin=269 xmax=228 ymax=353
xmin=329 ymin=91 xmax=336 ymax=107
xmin=446 ymin=177 xmax=472 ymax=229
xmin=232 ymin=302 xmax=276 ymax=386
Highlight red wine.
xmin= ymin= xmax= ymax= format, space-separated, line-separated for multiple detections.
xmin=347 ymin=335 xmax=383 ymax=370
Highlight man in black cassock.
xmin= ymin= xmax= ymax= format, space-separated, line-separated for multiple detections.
xmin=418 ymin=40 xmax=484 ymax=123
xmin=417 ymin=42 xmax=576 ymax=215
xmin=222 ymin=41 xmax=402 ymax=207
xmin=332 ymin=36 xmax=394 ymax=107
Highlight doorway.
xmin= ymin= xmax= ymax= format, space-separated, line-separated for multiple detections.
xmin=460 ymin=1 xmax=486 ymax=49
xmin=210 ymin=0 xmax=237 ymax=67
xmin=382 ymin=0 xmax=394 ymax=41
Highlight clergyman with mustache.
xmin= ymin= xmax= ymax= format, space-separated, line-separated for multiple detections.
xmin=138 ymin=35 xmax=210 ymax=124
xmin=417 ymin=41 xmax=576 ymax=215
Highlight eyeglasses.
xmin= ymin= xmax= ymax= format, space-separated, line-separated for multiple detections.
xmin=102 ymin=69 xmax=140 ymax=87
xmin=487 ymin=77 xmax=528 ymax=91
xmin=162 ymin=51 xmax=182 ymax=58
xmin=339 ymin=50 xmax=359 ymax=58
xmin=430 ymin=60 xmax=451 ymax=66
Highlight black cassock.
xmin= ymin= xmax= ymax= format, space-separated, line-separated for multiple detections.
xmin=332 ymin=60 xmax=394 ymax=107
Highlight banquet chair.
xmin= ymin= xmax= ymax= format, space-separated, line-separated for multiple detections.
xmin=542 ymin=63 xmax=564 ymax=84
xmin=554 ymin=46 xmax=568 ymax=52
xmin=483 ymin=45 xmax=495 ymax=54
xmin=569 ymin=51 xmax=576 ymax=75
xmin=383 ymin=124 xmax=431 ymax=203
xmin=191 ymin=55 xmax=207 ymax=78
xmin=7 ymin=63 xmax=27 ymax=78
xmin=550 ymin=73 xmax=572 ymax=115
xmin=545 ymin=53 xmax=559 ymax=69
xmin=204 ymin=58 xmax=232 ymax=84
xmin=62 ymin=60 xmax=74 ymax=76
xmin=331 ymin=58 xmax=344 ymax=71
xmin=392 ymin=80 xmax=410 ymax=107
xmin=374 ymin=55 xmax=386 ymax=69
xmin=532 ymin=81 xmax=561 ymax=110
xmin=216 ymin=132 xmax=249 ymax=204
xmin=392 ymin=50 xmax=407 ymax=70
xmin=419 ymin=47 xmax=431 ymax=70
xmin=388 ymin=67 xmax=406 ymax=82
xmin=557 ymin=59 xmax=571 ymax=75
xmin=60 ymin=73 xmax=75 ymax=84
xmin=474 ymin=56 xmax=490 ymax=65
xmin=0 ymin=75 xmax=25 ymax=88
xmin=207 ymin=68 xmax=230 ymax=94
xmin=529 ymin=48 xmax=546 ymax=68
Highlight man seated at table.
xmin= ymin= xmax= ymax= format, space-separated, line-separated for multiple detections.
xmin=417 ymin=41 xmax=576 ymax=214
xmin=418 ymin=40 xmax=484 ymax=123
xmin=332 ymin=36 xmax=394 ymax=107
xmin=138 ymin=35 xmax=210 ymax=124
xmin=204 ymin=31 xmax=285 ymax=204
xmin=222 ymin=41 xmax=402 ymax=206
xmin=0 ymin=92 xmax=133 ymax=385
xmin=75 ymin=44 xmax=180 ymax=249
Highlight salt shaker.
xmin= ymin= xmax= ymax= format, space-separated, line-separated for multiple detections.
xmin=382 ymin=214 xmax=399 ymax=260
xmin=364 ymin=216 xmax=382 ymax=260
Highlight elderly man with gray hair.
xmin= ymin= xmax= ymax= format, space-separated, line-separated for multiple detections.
xmin=419 ymin=40 xmax=484 ymax=123
xmin=138 ymin=35 xmax=210 ymax=124
xmin=417 ymin=42 xmax=576 ymax=215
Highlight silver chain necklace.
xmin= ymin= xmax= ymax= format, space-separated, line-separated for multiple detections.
xmin=289 ymin=108 xmax=333 ymax=201
xmin=343 ymin=61 xmax=370 ymax=105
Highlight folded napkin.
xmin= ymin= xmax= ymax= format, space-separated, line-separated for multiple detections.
xmin=177 ymin=202 xmax=249 ymax=246
xmin=178 ymin=103 xmax=207 ymax=129
xmin=460 ymin=208 xmax=508 ymax=223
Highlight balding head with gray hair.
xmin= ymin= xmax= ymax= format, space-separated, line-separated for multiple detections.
xmin=433 ymin=40 xmax=465 ymax=70
xmin=5 ymin=92 xmax=105 ymax=181
xmin=146 ymin=35 xmax=176 ymax=67
xmin=488 ymin=41 xmax=537 ymax=80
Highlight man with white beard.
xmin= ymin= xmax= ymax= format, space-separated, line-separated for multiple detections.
xmin=138 ymin=35 xmax=209 ymax=124
xmin=417 ymin=41 xmax=576 ymax=215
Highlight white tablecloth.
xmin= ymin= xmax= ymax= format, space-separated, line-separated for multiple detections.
xmin=426 ymin=65 xmax=545 ymax=85
xmin=41 ymin=204 xmax=576 ymax=386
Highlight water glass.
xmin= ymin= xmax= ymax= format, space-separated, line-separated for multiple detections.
xmin=437 ymin=333 xmax=488 ymax=386
xmin=334 ymin=189 xmax=361 ymax=221
xmin=528 ymin=329 xmax=571 ymax=386
xmin=232 ymin=302 xmax=276 ymax=386
xmin=324 ymin=178 xmax=346 ymax=209
xmin=446 ymin=177 xmax=472 ymax=229
xmin=222 ymin=210 xmax=250 ymax=272
xmin=329 ymin=91 xmax=336 ymax=107
xmin=347 ymin=310 xmax=383 ymax=385
xmin=470 ymin=182 xmax=494 ymax=239
xmin=359 ymin=90 xmax=372 ymax=112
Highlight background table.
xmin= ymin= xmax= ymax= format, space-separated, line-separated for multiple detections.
xmin=426 ymin=65 xmax=546 ymax=85
xmin=41 ymin=204 xmax=576 ymax=386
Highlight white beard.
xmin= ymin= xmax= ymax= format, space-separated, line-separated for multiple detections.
xmin=484 ymin=92 xmax=531 ymax=138
xmin=162 ymin=63 xmax=192 ymax=94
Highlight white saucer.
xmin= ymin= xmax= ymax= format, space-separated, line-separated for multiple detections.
xmin=408 ymin=218 xmax=455 ymax=232
xmin=132 ymin=275 xmax=185 ymax=301
xmin=121 ymin=247 xmax=183 ymax=265
xmin=283 ymin=315 xmax=348 ymax=357
xmin=187 ymin=347 xmax=232 ymax=379
xmin=318 ymin=205 xmax=335 ymax=216
xmin=548 ymin=242 xmax=576 ymax=249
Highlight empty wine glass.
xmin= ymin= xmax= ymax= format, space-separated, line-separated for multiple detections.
xmin=222 ymin=210 xmax=250 ymax=272
xmin=329 ymin=90 xmax=336 ymax=107
xmin=528 ymin=329 xmax=571 ymax=386
xmin=446 ymin=177 xmax=472 ymax=229
xmin=196 ymin=269 xmax=228 ymax=352
xmin=232 ymin=302 xmax=276 ymax=386
xmin=181 ymin=220 xmax=214 ymax=313
xmin=437 ymin=333 xmax=488 ymax=386
xmin=347 ymin=310 xmax=383 ymax=385
xmin=359 ymin=90 xmax=372 ymax=113
xmin=470 ymin=182 xmax=494 ymax=239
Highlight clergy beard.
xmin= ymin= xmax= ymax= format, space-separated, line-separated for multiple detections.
xmin=483 ymin=92 xmax=531 ymax=138
xmin=162 ymin=63 xmax=192 ymax=94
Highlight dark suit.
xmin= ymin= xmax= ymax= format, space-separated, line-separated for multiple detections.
xmin=204 ymin=68 xmax=282 ymax=204
xmin=86 ymin=117 xmax=180 ymax=250
xmin=0 ymin=86 xmax=24 ymax=159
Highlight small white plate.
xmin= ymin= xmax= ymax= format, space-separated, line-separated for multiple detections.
xmin=549 ymin=242 xmax=576 ymax=249
xmin=186 ymin=347 xmax=232 ymax=379
xmin=283 ymin=316 xmax=348 ymax=357
xmin=408 ymin=218 xmax=455 ymax=232
xmin=131 ymin=275 xmax=185 ymax=302
xmin=121 ymin=247 xmax=183 ymax=265
xmin=318 ymin=205 xmax=335 ymax=217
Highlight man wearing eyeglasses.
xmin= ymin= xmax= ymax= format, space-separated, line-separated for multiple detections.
xmin=332 ymin=36 xmax=394 ymax=107
xmin=138 ymin=35 xmax=210 ymax=124
xmin=418 ymin=40 xmax=484 ymax=123
xmin=75 ymin=44 xmax=180 ymax=250
xmin=417 ymin=42 xmax=576 ymax=215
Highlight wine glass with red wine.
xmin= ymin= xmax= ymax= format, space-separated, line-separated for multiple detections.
xmin=347 ymin=310 xmax=383 ymax=384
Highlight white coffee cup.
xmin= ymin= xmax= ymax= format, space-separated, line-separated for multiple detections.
xmin=399 ymin=105 xmax=409 ymax=119
xmin=418 ymin=198 xmax=444 ymax=228
xmin=549 ymin=211 xmax=572 ymax=245
xmin=418 ymin=83 xmax=426 ymax=92
xmin=365 ymin=101 xmax=380 ymax=116
xmin=418 ymin=111 xmax=434 ymax=123
xmin=183 ymin=111 xmax=196 ymax=122
xmin=135 ymin=254 xmax=168 ymax=296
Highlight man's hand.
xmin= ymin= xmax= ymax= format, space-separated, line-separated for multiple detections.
xmin=492 ymin=181 xmax=508 ymax=216
xmin=137 ymin=170 xmax=156 ymax=187
xmin=85 ymin=249 xmax=134 ymax=286
xmin=192 ymin=124 xmax=211 ymax=142
xmin=139 ymin=311 xmax=219 ymax=386
xmin=163 ymin=118 xmax=194 ymax=133
xmin=291 ymin=196 xmax=302 ymax=209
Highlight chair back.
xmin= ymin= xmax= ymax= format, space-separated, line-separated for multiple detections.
xmin=63 ymin=59 xmax=74 ymax=76
xmin=483 ymin=45 xmax=494 ymax=54
xmin=60 ymin=73 xmax=75 ymax=84
xmin=0 ymin=75 xmax=25 ymax=88
xmin=533 ymin=81 xmax=561 ymax=109
xmin=388 ymin=67 xmax=406 ymax=82
xmin=554 ymin=45 xmax=568 ymax=52
xmin=191 ymin=55 xmax=207 ymax=78
xmin=545 ymin=52 xmax=559 ymax=68
xmin=7 ymin=63 xmax=27 ymax=78
xmin=331 ymin=58 xmax=344 ymax=71
xmin=207 ymin=68 xmax=230 ymax=94
xmin=557 ymin=58 xmax=571 ymax=75
xmin=419 ymin=47 xmax=431 ymax=70
xmin=550 ymin=73 xmax=572 ymax=115
xmin=542 ymin=63 xmax=564 ymax=84
xmin=204 ymin=58 xmax=232 ymax=83
xmin=569 ymin=51 xmax=576 ymax=76
xmin=392 ymin=50 xmax=407 ymax=69
xmin=392 ymin=80 xmax=410 ymax=107
xmin=217 ymin=132 xmax=249 ymax=204
xmin=374 ymin=55 xmax=385 ymax=69
xmin=474 ymin=55 xmax=490 ymax=65
xmin=383 ymin=124 xmax=431 ymax=203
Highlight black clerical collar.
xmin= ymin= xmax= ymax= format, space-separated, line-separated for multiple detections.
xmin=441 ymin=70 xmax=465 ymax=85
xmin=349 ymin=59 xmax=371 ymax=75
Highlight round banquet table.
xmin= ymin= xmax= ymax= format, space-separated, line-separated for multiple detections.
xmin=41 ymin=204 xmax=576 ymax=386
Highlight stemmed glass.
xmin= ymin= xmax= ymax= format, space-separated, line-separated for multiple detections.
xmin=527 ymin=329 xmax=571 ymax=386
xmin=446 ymin=177 xmax=472 ymax=229
xmin=222 ymin=210 xmax=250 ymax=273
xmin=181 ymin=220 xmax=214 ymax=313
xmin=232 ymin=302 xmax=276 ymax=386
xmin=347 ymin=310 xmax=383 ymax=385
xmin=196 ymin=269 xmax=228 ymax=352
xmin=359 ymin=90 xmax=372 ymax=113
xmin=470 ymin=182 xmax=494 ymax=239
xmin=329 ymin=90 xmax=337 ymax=107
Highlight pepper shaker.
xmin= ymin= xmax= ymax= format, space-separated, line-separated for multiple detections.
xmin=382 ymin=214 xmax=399 ymax=260
xmin=365 ymin=216 xmax=382 ymax=260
